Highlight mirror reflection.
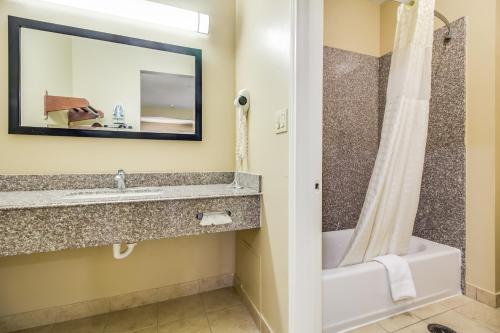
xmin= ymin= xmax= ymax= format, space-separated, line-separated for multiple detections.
xmin=18 ymin=26 xmax=199 ymax=137
xmin=140 ymin=71 xmax=195 ymax=134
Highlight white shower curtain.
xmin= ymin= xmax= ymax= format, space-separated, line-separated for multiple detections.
xmin=338 ymin=0 xmax=435 ymax=267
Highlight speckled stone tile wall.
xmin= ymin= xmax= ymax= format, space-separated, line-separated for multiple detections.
xmin=322 ymin=47 xmax=380 ymax=231
xmin=323 ymin=19 xmax=466 ymax=286
xmin=0 ymin=172 xmax=234 ymax=192
xmin=235 ymin=172 xmax=261 ymax=192
xmin=411 ymin=19 xmax=466 ymax=288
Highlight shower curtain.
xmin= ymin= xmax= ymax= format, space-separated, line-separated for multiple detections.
xmin=338 ymin=0 xmax=435 ymax=267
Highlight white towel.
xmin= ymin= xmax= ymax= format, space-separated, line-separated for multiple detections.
xmin=199 ymin=213 xmax=232 ymax=226
xmin=199 ymin=214 xmax=214 ymax=226
xmin=373 ymin=255 xmax=416 ymax=302
xmin=212 ymin=213 xmax=232 ymax=225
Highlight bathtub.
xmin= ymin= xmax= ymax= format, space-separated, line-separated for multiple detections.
xmin=322 ymin=229 xmax=461 ymax=333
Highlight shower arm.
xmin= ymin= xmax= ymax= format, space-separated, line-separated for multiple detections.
xmin=392 ymin=0 xmax=452 ymax=40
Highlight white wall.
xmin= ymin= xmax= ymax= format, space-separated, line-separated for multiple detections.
xmin=235 ymin=0 xmax=291 ymax=331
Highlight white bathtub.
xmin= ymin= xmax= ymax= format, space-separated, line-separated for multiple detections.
xmin=322 ymin=229 xmax=461 ymax=333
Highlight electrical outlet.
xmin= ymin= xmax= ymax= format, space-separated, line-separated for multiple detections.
xmin=275 ymin=108 xmax=288 ymax=134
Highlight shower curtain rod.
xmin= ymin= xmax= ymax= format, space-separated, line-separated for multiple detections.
xmin=392 ymin=0 xmax=452 ymax=40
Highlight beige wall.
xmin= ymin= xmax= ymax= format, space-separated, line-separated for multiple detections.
xmin=0 ymin=0 xmax=235 ymax=174
xmin=0 ymin=0 xmax=236 ymax=316
xmin=0 ymin=233 xmax=235 ymax=316
xmin=235 ymin=0 xmax=290 ymax=332
xmin=379 ymin=1 xmax=397 ymax=55
xmin=324 ymin=0 xmax=381 ymax=57
xmin=496 ymin=0 xmax=500 ymax=294
xmin=71 ymin=37 xmax=194 ymax=130
xmin=381 ymin=0 xmax=498 ymax=294
xmin=20 ymin=29 xmax=73 ymax=128
xmin=142 ymin=107 xmax=194 ymax=121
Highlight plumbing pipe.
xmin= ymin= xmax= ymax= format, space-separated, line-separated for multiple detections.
xmin=113 ymin=242 xmax=137 ymax=260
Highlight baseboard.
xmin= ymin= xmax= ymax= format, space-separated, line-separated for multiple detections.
xmin=234 ymin=275 xmax=274 ymax=333
xmin=465 ymin=282 xmax=500 ymax=308
xmin=0 ymin=273 xmax=234 ymax=333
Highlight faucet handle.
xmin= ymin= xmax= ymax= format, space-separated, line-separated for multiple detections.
xmin=115 ymin=169 xmax=126 ymax=190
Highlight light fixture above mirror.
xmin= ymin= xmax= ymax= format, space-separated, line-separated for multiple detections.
xmin=25 ymin=0 xmax=210 ymax=34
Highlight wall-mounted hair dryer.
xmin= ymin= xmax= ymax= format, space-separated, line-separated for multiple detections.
xmin=234 ymin=89 xmax=250 ymax=114
xmin=231 ymin=89 xmax=250 ymax=189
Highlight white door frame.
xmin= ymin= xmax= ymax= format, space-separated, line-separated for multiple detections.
xmin=289 ymin=0 xmax=324 ymax=331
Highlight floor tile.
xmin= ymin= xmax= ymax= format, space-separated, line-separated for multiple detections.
xmin=110 ymin=289 xmax=158 ymax=312
xmin=55 ymin=298 xmax=109 ymax=323
xmin=347 ymin=323 xmax=387 ymax=333
xmin=377 ymin=313 xmax=421 ymax=332
xmin=131 ymin=327 xmax=157 ymax=333
xmin=158 ymin=315 xmax=211 ymax=333
xmin=207 ymin=305 xmax=259 ymax=333
xmin=51 ymin=315 xmax=107 ymax=333
xmin=12 ymin=326 xmax=53 ymax=333
xmin=425 ymin=310 xmax=496 ymax=333
xmin=157 ymin=295 xmax=204 ymax=325
xmin=157 ymin=281 xmax=199 ymax=303
xmin=439 ymin=295 xmax=473 ymax=310
xmin=394 ymin=321 xmax=429 ymax=333
xmin=104 ymin=304 xmax=157 ymax=333
xmin=477 ymin=290 xmax=498 ymax=308
xmin=466 ymin=285 xmax=478 ymax=300
xmin=1 ymin=308 xmax=57 ymax=333
xmin=454 ymin=301 xmax=500 ymax=332
xmin=201 ymin=288 xmax=242 ymax=313
xmin=199 ymin=274 xmax=234 ymax=293
xmin=410 ymin=303 xmax=449 ymax=320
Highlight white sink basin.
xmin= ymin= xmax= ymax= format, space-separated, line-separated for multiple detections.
xmin=64 ymin=189 xmax=163 ymax=201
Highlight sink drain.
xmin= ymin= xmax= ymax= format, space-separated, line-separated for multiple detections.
xmin=428 ymin=324 xmax=457 ymax=333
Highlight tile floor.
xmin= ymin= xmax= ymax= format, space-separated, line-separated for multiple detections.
xmin=347 ymin=295 xmax=500 ymax=333
xmin=14 ymin=288 xmax=259 ymax=333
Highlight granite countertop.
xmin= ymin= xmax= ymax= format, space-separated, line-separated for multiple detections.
xmin=0 ymin=184 xmax=260 ymax=210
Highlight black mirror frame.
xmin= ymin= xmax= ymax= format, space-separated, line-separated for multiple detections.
xmin=8 ymin=16 xmax=202 ymax=141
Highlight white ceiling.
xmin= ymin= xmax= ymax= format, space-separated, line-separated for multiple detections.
xmin=140 ymin=71 xmax=195 ymax=110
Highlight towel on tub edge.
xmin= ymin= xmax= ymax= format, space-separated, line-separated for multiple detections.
xmin=373 ymin=255 xmax=416 ymax=302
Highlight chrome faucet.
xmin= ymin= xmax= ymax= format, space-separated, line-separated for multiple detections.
xmin=114 ymin=169 xmax=126 ymax=191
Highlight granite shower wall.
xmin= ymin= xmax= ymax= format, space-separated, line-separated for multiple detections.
xmin=323 ymin=19 xmax=465 ymax=282
xmin=322 ymin=47 xmax=379 ymax=232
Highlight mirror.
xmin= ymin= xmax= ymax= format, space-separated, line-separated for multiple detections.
xmin=140 ymin=71 xmax=195 ymax=134
xmin=9 ymin=16 xmax=202 ymax=141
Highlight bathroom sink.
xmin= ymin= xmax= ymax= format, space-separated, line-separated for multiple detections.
xmin=63 ymin=188 xmax=163 ymax=201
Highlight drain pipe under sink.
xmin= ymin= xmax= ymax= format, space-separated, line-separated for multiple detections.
xmin=113 ymin=243 xmax=137 ymax=259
